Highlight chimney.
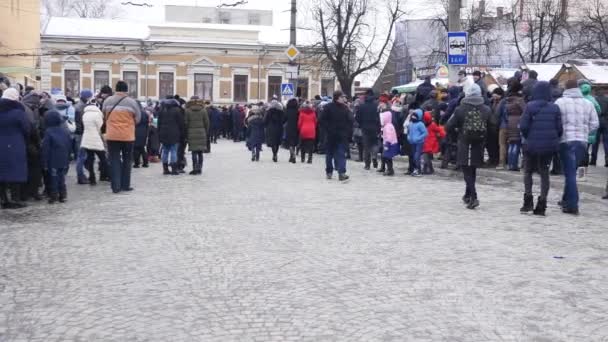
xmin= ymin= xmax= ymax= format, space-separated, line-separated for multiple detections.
xmin=497 ymin=6 xmax=503 ymax=19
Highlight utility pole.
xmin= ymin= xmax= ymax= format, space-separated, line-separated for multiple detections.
xmin=448 ymin=0 xmax=461 ymax=84
xmin=290 ymin=0 xmax=297 ymax=45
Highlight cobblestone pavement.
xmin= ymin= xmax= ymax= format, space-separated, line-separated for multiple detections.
xmin=1 ymin=141 xmax=608 ymax=342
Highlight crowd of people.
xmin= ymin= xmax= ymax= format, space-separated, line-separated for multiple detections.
xmin=1 ymin=69 xmax=607 ymax=215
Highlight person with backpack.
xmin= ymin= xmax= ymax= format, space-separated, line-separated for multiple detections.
xmin=519 ymin=81 xmax=563 ymax=216
xmin=446 ymin=84 xmax=492 ymax=210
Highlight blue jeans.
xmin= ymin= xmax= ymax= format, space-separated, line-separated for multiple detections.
xmin=559 ymin=141 xmax=587 ymax=210
xmin=411 ymin=142 xmax=423 ymax=172
xmin=591 ymin=123 xmax=608 ymax=164
xmin=325 ymin=142 xmax=347 ymax=175
xmin=107 ymin=141 xmax=134 ymax=193
xmin=75 ymin=135 xmax=87 ymax=181
xmin=49 ymin=168 xmax=67 ymax=195
xmin=161 ymin=143 xmax=179 ymax=164
xmin=508 ymin=142 xmax=521 ymax=170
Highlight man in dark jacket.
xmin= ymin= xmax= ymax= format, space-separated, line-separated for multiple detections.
xmin=208 ymin=103 xmax=221 ymax=144
xmin=549 ymin=79 xmax=563 ymax=102
xmin=356 ymin=89 xmax=381 ymax=170
xmin=591 ymin=88 xmax=608 ymax=167
xmin=158 ymin=97 xmax=185 ymax=175
xmin=519 ymin=81 xmax=563 ymax=215
xmin=522 ymin=70 xmax=539 ymax=102
xmin=416 ymin=76 xmax=435 ymax=104
xmin=446 ymin=84 xmax=492 ymax=210
xmin=473 ymin=71 xmax=490 ymax=105
xmin=320 ymin=90 xmax=353 ymax=181
xmin=133 ymin=103 xmax=149 ymax=168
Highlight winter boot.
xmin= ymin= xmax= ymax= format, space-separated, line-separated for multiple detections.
xmin=170 ymin=163 xmax=180 ymax=175
xmin=251 ymin=151 xmax=256 ymax=162
xmin=59 ymin=192 xmax=67 ymax=203
xmin=163 ymin=163 xmax=171 ymax=175
xmin=338 ymin=173 xmax=350 ymax=182
xmin=372 ymin=159 xmax=378 ymax=169
xmin=48 ymin=193 xmax=58 ymax=204
xmin=467 ymin=198 xmax=480 ymax=210
xmin=385 ymin=160 xmax=395 ymax=176
xmin=520 ymin=194 xmax=534 ymax=213
xmin=307 ymin=154 xmax=313 ymax=164
xmin=533 ymin=197 xmax=547 ymax=216
xmin=377 ymin=159 xmax=386 ymax=173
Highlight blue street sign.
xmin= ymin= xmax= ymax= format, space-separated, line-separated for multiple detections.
xmin=281 ymin=83 xmax=294 ymax=96
xmin=447 ymin=31 xmax=468 ymax=65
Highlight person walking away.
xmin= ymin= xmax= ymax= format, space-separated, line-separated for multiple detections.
xmin=356 ymin=89 xmax=381 ymax=170
xmin=133 ymin=104 xmax=150 ymax=168
xmin=320 ymin=90 xmax=353 ymax=181
xmin=379 ymin=111 xmax=399 ymax=176
xmin=446 ymin=84 xmax=492 ymax=209
xmin=505 ymin=83 xmax=526 ymax=171
xmin=102 ymin=81 xmax=141 ymax=193
xmin=578 ymin=80 xmax=602 ymax=173
xmin=246 ymin=105 xmax=265 ymax=162
xmin=0 ymin=88 xmax=30 ymax=209
xmin=41 ymin=110 xmax=72 ymax=203
xmin=519 ymin=81 xmax=563 ymax=216
xmin=298 ymin=101 xmax=317 ymax=164
xmin=554 ymin=80 xmax=599 ymax=215
xmin=591 ymin=88 xmax=608 ymax=167
xmin=73 ymin=89 xmax=93 ymax=184
xmin=21 ymin=92 xmax=43 ymax=201
xmin=422 ymin=111 xmax=446 ymax=175
xmin=264 ymin=100 xmax=286 ymax=162
xmin=407 ymin=110 xmax=428 ymax=177
xmin=284 ymin=98 xmax=300 ymax=163
xmin=80 ymin=102 xmax=110 ymax=185
xmin=157 ymin=97 xmax=185 ymax=175
xmin=185 ymin=96 xmax=210 ymax=175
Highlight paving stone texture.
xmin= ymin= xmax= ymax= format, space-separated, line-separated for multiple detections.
xmin=1 ymin=141 xmax=607 ymax=342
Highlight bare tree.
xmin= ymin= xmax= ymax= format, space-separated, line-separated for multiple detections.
xmin=509 ymin=0 xmax=571 ymax=63
xmin=42 ymin=0 xmax=118 ymax=19
xmin=308 ymin=0 xmax=405 ymax=96
xmin=568 ymin=0 xmax=608 ymax=58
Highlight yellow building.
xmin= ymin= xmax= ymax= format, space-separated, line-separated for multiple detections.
xmin=40 ymin=17 xmax=338 ymax=103
xmin=0 ymin=0 xmax=40 ymax=87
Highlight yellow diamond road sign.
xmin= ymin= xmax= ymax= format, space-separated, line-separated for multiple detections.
xmin=285 ymin=45 xmax=300 ymax=61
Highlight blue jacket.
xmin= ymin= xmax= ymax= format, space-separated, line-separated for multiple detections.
xmin=42 ymin=110 xmax=72 ymax=170
xmin=407 ymin=120 xmax=428 ymax=145
xmin=208 ymin=106 xmax=222 ymax=131
xmin=520 ymin=81 xmax=563 ymax=154
xmin=0 ymin=99 xmax=30 ymax=183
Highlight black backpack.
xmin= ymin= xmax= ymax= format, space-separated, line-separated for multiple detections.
xmin=462 ymin=105 xmax=486 ymax=142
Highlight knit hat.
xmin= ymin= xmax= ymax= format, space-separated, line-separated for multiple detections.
xmin=465 ymin=83 xmax=482 ymax=97
xmin=53 ymin=94 xmax=67 ymax=103
xmin=1 ymin=88 xmax=20 ymax=101
xmin=577 ymin=79 xmax=591 ymax=87
xmin=80 ymin=89 xmax=93 ymax=100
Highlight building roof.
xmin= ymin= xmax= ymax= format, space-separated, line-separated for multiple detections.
xmin=43 ymin=17 xmax=150 ymax=40
xmin=568 ymin=60 xmax=608 ymax=85
xmin=522 ymin=63 xmax=562 ymax=81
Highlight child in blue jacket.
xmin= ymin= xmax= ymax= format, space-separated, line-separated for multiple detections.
xmin=407 ymin=110 xmax=428 ymax=176
xmin=42 ymin=110 xmax=72 ymax=203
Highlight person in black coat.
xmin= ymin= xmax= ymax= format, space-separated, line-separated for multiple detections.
xmin=208 ymin=104 xmax=222 ymax=144
xmin=519 ymin=81 xmax=563 ymax=216
xmin=356 ymin=89 xmax=381 ymax=169
xmin=157 ymin=98 xmax=185 ymax=175
xmin=41 ymin=110 xmax=72 ymax=203
xmin=133 ymin=106 xmax=149 ymax=168
xmin=232 ymin=105 xmax=245 ymax=142
xmin=446 ymin=84 xmax=492 ymax=210
xmin=416 ymin=76 xmax=435 ymax=104
xmin=264 ymin=100 xmax=286 ymax=162
xmin=284 ymin=98 xmax=300 ymax=163
xmin=320 ymin=90 xmax=353 ymax=181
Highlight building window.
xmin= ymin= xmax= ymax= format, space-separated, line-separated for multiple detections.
xmin=159 ymin=72 xmax=174 ymax=99
xmin=194 ymin=73 xmax=213 ymax=101
xmin=321 ymin=78 xmax=335 ymax=97
xmin=219 ymin=11 xmax=231 ymax=24
xmin=64 ymin=69 xmax=80 ymax=98
xmin=93 ymin=70 xmax=109 ymax=94
xmin=248 ymin=13 xmax=260 ymax=25
xmin=123 ymin=71 xmax=138 ymax=98
xmin=233 ymin=74 xmax=248 ymax=102
xmin=296 ymin=78 xmax=309 ymax=99
xmin=268 ymin=75 xmax=282 ymax=101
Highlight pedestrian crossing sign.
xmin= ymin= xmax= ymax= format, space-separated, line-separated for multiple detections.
xmin=281 ymin=83 xmax=294 ymax=97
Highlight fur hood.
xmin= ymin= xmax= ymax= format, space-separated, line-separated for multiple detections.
xmin=186 ymin=99 xmax=206 ymax=109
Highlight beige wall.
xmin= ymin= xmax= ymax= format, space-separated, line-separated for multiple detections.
xmin=0 ymin=0 xmax=40 ymax=84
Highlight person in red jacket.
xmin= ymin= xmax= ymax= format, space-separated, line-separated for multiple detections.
xmin=422 ymin=111 xmax=445 ymax=174
xmin=297 ymin=101 xmax=317 ymax=163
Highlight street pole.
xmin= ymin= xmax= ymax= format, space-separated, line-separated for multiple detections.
xmin=448 ymin=0 xmax=461 ymax=84
xmin=290 ymin=0 xmax=296 ymax=46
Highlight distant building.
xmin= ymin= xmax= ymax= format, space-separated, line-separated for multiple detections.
xmin=165 ymin=5 xmax=273 ymax=27
xmin=40 ymin=17 xmax=336 ymax=102
xmin=0 ymin=0 xmax=40 ymax=87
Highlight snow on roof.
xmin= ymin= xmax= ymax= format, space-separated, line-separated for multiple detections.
xmin=489 ymin=68 xmax=519 ymax=86
xmin=566 ymin=59 xmax=608 ymax=84
xmin=522 ymin=63 xmax=562 ymax=81
xmin=43 ymin=17 xmax=150 ymax=40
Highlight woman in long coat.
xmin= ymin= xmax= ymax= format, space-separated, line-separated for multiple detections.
xmin=264 ymin=100 xmax=286 ymax=162
xmin=0 ymin=88 xmax=31 ymax=209
xmin=246 ymin=105 xmax=265 ymax=162
xmin=284 ymin=98 xmax=300 ymax=163
xmin=184 ymin=97 xmax=210 ymax=175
